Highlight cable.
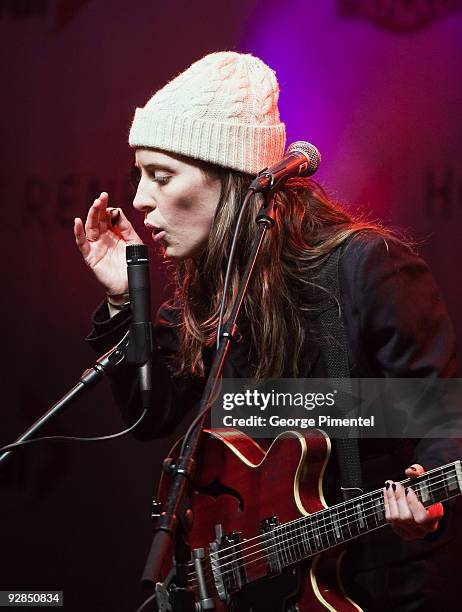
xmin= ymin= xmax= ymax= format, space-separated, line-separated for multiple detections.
xmin=135 ymin=591 xmax=157 ymax=612
xmin=216 ymin=189 xmax=255 ymax=350
xmin=179 ymin=189 xmax=255 ymax=456
xmin=0 ymin=409 xmax=148 ymax=456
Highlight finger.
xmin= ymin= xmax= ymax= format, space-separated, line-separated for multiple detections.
xmin=384 ymin=481 xmax=400 ymax=520
xmin=98 ymin=192 xmax=110 ymax=232
xmin=383 ymin=486 xmax=390 ymax=520
xmin=106 ymin=207 xmax=121 ymax=227
xmin=406 ymin=487 xmax=432 ymax=525
xmin=74 ymin=217 xmax=90 ymax=259
xmin=85 ymin=197 xmax=103 ymax=240
xmin=113 ymin=208 xmax=143 ymax=242
xmin=425 ymin=503 xmax=444 ymax=532
xmin=394 ymin=482 xmax=414 ymax=522
xmin=99 ymin=191 xmax=109 ymax=206
xmin=427 ymin=502 xmax=444 ymax=522
xmin=408 ymin=494 xmax=443 ymax=530
xmin=405 ymin=464 xmax=424 ymax=478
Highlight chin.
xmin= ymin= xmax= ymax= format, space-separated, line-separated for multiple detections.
xmin=164 ymin=245 xmax=189 ymax=261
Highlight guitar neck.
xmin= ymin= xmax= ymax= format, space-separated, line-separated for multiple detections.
xmin=263 ymin=460 xmax=462 ymax=566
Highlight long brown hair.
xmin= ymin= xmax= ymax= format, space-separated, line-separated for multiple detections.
xmin=166 ymin=166 xmax=391 ymax=379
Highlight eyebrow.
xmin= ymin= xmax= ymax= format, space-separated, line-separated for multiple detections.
xmin=138 ymin=162 xmax=175 ymax=173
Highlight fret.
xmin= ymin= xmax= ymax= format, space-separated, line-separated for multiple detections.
xmin=283 ymin=525 xmax=293 ymax=566
xmin=301 ymin=516 xmax=315 ymax=556
xmin=284 ymin=523 xmax=297 ymax=565
xmin=355 ymin=501 xmax=366 ymax=530
xmin=286 ymin=524 xmax=296 ymax=565
xmin=419 ymin=478 xmax=430 ymax=503
xmin=364 ymin=497 xmax=379 ymax=531
xmin=290 ymin=522 xmax=306 ymax=562
xmin=326 ymin=505 xmax=347 ymax=542
xmin=346 ymin=499 xmax=361 ymax=537
xmin=320 ymin=509 xmax=332 ymax=549
xmin=262 ymin=531 xmax=281 ymax=575
xmin=312 ymin=514 xmax=323 ymax=550
xmin=455 ymin=461 xmax=462 ymax=492
xmin=447 ymin=467 xmax=459 ymax=492
xmin=330 ymin=508 xmax=342 ymax=540
xmin=437 ymin=468 xmax=449 ymax=499
xmin=259 ymin=517 xmax=282 ymax=576
xmin=277 ymin=525 xmax=289 ymax=568
xmin=373 ymin=493 xmax=385 ymax=525
xmin=342 ymin=502 xmax=354 ymax=540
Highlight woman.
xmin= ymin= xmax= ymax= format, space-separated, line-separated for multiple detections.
xmin=74 ymin=52 xmax=459 ymax=611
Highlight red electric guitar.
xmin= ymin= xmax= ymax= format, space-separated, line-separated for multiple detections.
xmin=156 ymin=429 xmax=462 ymax=611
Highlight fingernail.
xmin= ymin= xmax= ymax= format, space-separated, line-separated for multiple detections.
xmin=110 ymin=210 xmax=120 ymax=226
xmin=392 ymin=483 xmax=396 ymax=491
xmin=385 ymin=482 xmax=390 ymax=490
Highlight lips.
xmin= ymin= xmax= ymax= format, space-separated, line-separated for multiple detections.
xmin=152 ymin=230 xmax=167 ymax=243
xmin=145 ymin=222 xmax=167 ymax=243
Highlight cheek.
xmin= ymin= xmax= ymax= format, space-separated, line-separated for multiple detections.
xmin=178 ymin=192 xmax=219 ymax=232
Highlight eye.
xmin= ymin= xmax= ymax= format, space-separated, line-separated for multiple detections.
xmin=153 ymin=176 xmax=171 ymax=185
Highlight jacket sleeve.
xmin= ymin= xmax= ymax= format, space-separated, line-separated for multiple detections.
xmin=340 ymin=232 xmax=461 ymax=469
xmin=86 ymin=301 xmax=204 ymax=439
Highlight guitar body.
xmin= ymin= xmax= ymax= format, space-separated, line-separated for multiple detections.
xmin=158 ymin=428 xmax=363 ymax=611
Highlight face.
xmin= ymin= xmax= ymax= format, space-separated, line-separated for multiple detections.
xmin=133 ymin=149 xmax=222 ymax=260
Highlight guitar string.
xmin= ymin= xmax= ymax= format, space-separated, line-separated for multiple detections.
xmin=187 ymin=471 xmax=457 ymax=583
xmin=187 ymin=485 xmax=457 ymax=597
xmin=186 ymin=478 xmax=456 ymax=586
xmin=187 ymin=479 xmax=455 ymax=596
xmin=218 ymin=475 xmax=456 ymax=572
xmin=186 ymin=471 xmax=457 ymax=588
xmin=187 ymin=468 xmax=457 ymax=574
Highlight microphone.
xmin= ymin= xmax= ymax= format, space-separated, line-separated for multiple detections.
xmin=126 ymin=244 xmax=153 ymax=410
xmin=249 ymin=141 xmax=321 ymax=193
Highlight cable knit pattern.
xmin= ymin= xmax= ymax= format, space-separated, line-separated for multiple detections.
xmin=128 ymin=51 xmax=286 ymax=174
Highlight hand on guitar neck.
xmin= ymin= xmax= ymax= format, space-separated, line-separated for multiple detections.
xmin=384 ymin=463 xmax=444 ymax=541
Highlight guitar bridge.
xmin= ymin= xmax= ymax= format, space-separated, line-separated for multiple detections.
xmin=209 ymin=524 xmax=247 ymax=602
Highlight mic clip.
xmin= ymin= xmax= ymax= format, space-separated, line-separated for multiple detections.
xmin=249 ymin=168 xmax=273 ymax=193
xmin=125 ymin=321 xmax=154 ymax=364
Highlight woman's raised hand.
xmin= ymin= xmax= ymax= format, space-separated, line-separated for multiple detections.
xmin=74 ymin=192 xmax=143 ymax=296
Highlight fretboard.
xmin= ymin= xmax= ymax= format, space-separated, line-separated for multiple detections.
xmin=260 ymin=460 xmax=462 ymax=568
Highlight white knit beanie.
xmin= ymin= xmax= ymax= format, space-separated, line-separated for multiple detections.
xmin=128 ymin=51 xmax=286 ymax=175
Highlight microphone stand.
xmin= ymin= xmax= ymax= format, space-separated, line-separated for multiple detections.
xmin=141 ymin=188 xmax=277 ymax=610
xmin=1 ymin=245 xmax=154 ymax=468
xmin=0 ymin=332 xmax=132 ymax=467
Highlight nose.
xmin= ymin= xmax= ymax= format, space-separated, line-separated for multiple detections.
xmin=132 ymin=178 xmax=156 ymax=213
